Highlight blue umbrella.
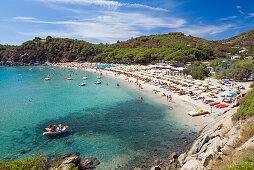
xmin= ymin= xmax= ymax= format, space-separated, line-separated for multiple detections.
xmin=229 ymin=92 xmax=237 ymax=95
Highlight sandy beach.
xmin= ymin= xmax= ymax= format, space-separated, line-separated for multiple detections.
xmin=52 ymin=62 xmax=252 ymax=132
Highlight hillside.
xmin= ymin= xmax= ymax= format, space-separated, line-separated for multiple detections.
xmin=0 ymin=30 xmax=253 ymax=66
xmin=219 ymin=29 xmax=254 ymax=48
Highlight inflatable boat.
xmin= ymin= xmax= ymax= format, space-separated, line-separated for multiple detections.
xmin=43 ymin=126 xmax=69 ymax=136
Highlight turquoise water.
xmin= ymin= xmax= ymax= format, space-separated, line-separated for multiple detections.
xmin=0 ymin=66 xmax=198 ymax=169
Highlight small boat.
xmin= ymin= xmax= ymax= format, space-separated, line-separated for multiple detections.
xmin=78 ymin=82 xmax=86 ymax=86
xmin=67 ymin=77 xmax=73 ymax=80
xmin=83 ymin=77 xmax=88 ymax=80
xmin=43 ymin=126 xmax=69 ymax=136
xmin=44 ymin=78 xmax=50 ymax=80
xmin=94 ymin=80 xmax=101 ymax=84
xmin=187 ymin=109 xmax=209 ymax=116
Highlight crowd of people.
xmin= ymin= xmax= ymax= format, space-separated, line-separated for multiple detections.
xmin=44 ymin=123 xmax=64 ymax=132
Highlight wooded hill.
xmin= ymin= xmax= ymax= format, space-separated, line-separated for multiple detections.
xmin=0 ymin=30 xmax=253 ymax=66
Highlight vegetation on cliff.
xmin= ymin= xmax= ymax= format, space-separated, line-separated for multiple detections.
xmin=1 ymin=31 xmax=246 ymax=65
xmin=0 ymin=154 xmax=50 ymax=170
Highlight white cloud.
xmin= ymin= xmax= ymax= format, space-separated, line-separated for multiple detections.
xmin=247 ymin=13 xmax=254 ymax=18
xmin=219 ymin=16 xmax=237 ymax=21
xmin=177 ymin=24 xmax=233 ymax=37
xmin=13 ymin=12 xmax=185 ymax=43
xmin=34 ymin=0 xmax=168 ymax=11
xmin=13 ymin=16 xmax=36 ymax=20
xmin=239 ymin=10 xmax=245 ymax=15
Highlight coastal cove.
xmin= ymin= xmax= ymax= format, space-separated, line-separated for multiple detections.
xmin=0 ymin=66 xmax=201 ymax=169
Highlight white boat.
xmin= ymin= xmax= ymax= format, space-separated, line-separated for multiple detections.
xmin=94 ymin=80 xmax=101 ymax=84
xmin=44 ymin=78 xmax=50 ymax=80
xmin=83 ymin=77 xmax=88 ymax=80
xmin=187 ymin=109 xmax=208 ymax=116
xmin=67 ymin=77 xmax=73 ymax=80
xmin=78 ymin=82 xmax=86 ymax=86
xmin=43 ymin=126 xmax=69 ymax=136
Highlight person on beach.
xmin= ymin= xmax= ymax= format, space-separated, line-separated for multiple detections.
xmin=138 ymin=96 xmax=140 ymax=102
xmin=169 ymin=95 xmax=172 ymax=102
xmin=141 ymin=96 xmax=143 ymax=102
xmin=166 ymin=95 xmax=169 ymax=101
xmin=117 ymin=83 xmax=120 ymax=87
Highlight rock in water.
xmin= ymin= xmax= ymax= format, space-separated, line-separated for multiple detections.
xmin=80 ymin=157 xmax=100 ymax=169
xmin=57 ymin=152 xmax=80 ymax=169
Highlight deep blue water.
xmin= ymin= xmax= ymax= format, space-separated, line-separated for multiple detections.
xmin=0 ymin=66 xmax=198 ymax=169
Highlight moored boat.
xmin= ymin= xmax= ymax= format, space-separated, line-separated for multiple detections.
xmin=78 ymin=82 xmax=86 ymax=86
xmin=94 ymin=80 xmax=101 ymax=84
xmin=82 ymin=77 xmax=88 ymax=80
xmin=67 ymin=77 xmax=73 ymax=80
xmin=44 ymin=78 xmax=50 ymax=80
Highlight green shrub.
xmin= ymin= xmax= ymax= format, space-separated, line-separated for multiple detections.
xmin=0 ymin=154 xmax=50 ymax=170
xmin=235 ymin=161 xmax=254 ymax=170
xmin=233 ymin=89 xmax=254 ymax=121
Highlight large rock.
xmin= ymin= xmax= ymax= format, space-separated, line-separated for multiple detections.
xmin=58 ymin=152 xmax=80 ymax=169
xmin=196 ymin=134 xmax=211 ymax=153
xmin=80 ymin=157 xmax=100 ymax=169
xmin=200 ymin=136 xmax=222 ymax=167
xmin=178 ymin=153 xmax=186 ymax=166
xmin=181 ymin=159 xmax=204 ymax=170
xmin=169 ymin=152 xmax=178 ymax=159
xmin=237 ymin=136 xmax=254 ymax=151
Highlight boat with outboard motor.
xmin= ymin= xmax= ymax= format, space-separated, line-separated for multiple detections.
xmin=43 ymin=126 xmax=69 ymax=136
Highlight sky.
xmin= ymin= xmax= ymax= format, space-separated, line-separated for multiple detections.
xmin=1 ymin=0 xmax=254 ymax=45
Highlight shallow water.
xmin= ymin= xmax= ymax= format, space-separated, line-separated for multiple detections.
xmin=0 ymin=66 xmax=198 ymax=169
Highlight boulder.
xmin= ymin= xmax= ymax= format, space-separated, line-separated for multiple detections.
xmin=196 ymin=134 xmax=210 ymax=153
xmin=80 ymin=157 xmax=100 ymax=169
xmin=150 ymin=166 xmax=162 ymax=170
xmin=237 ymin=136 xmax=254 ymax=151
xmin=58 ymin=152 xmax=80 ymax=168
xmin=178 ymin=153 xmax=186 ymax=166
xmin=181 ymin=159 xmax=204 ymax=170
xmin=169 ymin=152 xmax=178 ymax=160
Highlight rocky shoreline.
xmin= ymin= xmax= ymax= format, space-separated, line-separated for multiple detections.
xmin=48 ymin=152 xmax=100 ymax=170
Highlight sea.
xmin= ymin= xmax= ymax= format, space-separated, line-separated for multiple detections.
xmin=0 ymin=66 xmax=199 ymax=169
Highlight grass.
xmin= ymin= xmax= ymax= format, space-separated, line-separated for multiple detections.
xmin=236 ymin=119 xmax=254 ymax=147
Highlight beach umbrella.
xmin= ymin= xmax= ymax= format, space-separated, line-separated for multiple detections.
xmin=176 ymin=85 xmax=182 ymax=89
xmin=229 ymin=92 xmax=237 ymax=95
xmin=202 ymin=92 xmax=210 ymax=96
xmin=210 ymin=86 xmax=217 ymax=89
xmin=220 ymin=91 xmax=232 ymax=97
xmin=181 ymin=87 xmax=187 ymax=90
xmin=171 ymin=84 xmax=177 ymax=87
